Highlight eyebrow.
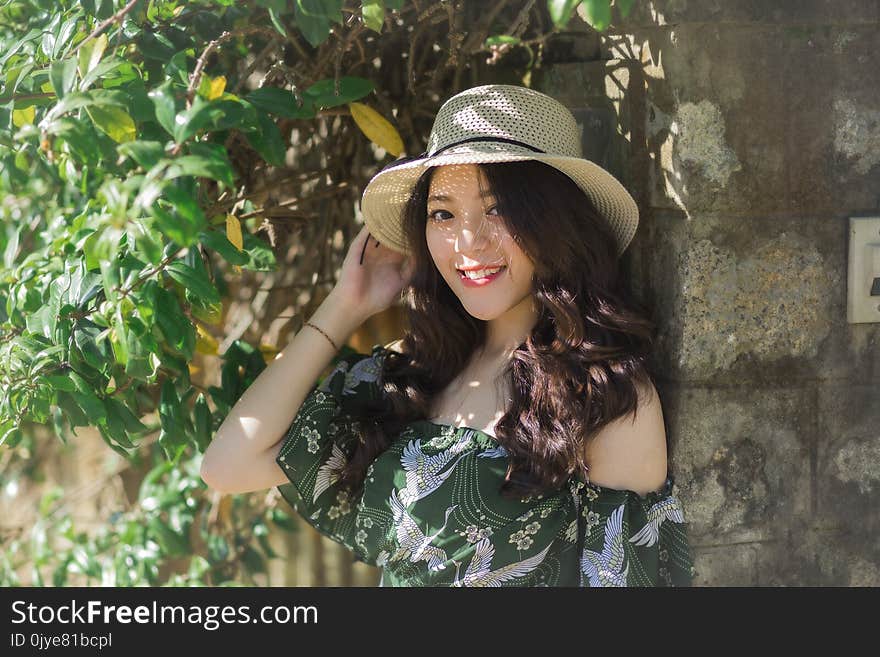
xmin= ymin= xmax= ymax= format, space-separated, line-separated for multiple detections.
xmin=427 ymin=190 xmax=497 ymax=203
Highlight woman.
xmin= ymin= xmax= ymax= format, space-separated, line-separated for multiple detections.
xmin=200 ymin=84 xmax=695 ymax=587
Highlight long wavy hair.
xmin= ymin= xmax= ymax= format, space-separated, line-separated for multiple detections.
xmin=336 ymin=160 xmax=659 ymax=501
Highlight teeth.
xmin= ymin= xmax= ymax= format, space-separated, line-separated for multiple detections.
xmin=461 ymin=266 xmax=504 ymax=279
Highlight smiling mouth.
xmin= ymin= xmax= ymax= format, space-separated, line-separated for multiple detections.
xmin=457 ymin=265 xmax=507 ymax=282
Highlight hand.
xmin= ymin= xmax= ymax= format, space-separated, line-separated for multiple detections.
xmin=330 ymin=225 xmax=415 ymax=319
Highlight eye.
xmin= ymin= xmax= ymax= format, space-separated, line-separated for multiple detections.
xmin=428 ymin=209 xmax=452 ymax=223
xmin=486 ymin=205 xmax=499 ymax=216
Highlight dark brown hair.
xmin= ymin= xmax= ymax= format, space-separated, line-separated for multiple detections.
xmin=337 ymin=160 xmax=658 ymax=501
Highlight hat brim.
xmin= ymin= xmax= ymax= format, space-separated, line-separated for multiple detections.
xmin=359 ymin=146 xmax=639 ymax=258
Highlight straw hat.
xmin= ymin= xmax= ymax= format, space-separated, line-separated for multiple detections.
xmin=358 ymin=83 xmax=639 ymax=259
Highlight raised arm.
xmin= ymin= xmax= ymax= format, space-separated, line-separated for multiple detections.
xmin=199 ymin=225 xmax=414 ymax=495
xmin=199 ymin=290 xmax=366 ymax=495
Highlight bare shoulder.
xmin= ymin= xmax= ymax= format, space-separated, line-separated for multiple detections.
xmin=583 ymin=379 xmax=668 ymax=497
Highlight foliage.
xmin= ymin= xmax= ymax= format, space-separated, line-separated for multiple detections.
xmin=0 ymin=0 xmax=633 ymax=586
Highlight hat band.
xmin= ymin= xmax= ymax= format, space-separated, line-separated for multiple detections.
xmin=430 ymin=135 xmax=546 ymax=156
xmin=378 ymin=136 xmax=546 ymax=174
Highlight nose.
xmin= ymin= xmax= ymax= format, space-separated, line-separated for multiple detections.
xmin=453 ymin=210 xmax=496 ymax=253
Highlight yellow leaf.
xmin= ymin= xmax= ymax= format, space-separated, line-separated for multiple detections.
xmin=40 ymin=80 xmax=53 ymax=93
xmin=12 ymin=105 xmax=35 ymax=128
xmin=226 ymin=213 xmax=243 ymax=250
xmin=226 ymin=213 xmax=243 ymax=275
xmin=208 ymin=75 xmax=226 ymax=100
xmin=188 ymin=362 xmax=201 ymax=376
xmin=198 ymin=74 xmax=226 ymax=100
xmin=195 ymin=323 xmax=219 ymax=355
xmin=348 ymin=102 xmax=404 ymax=157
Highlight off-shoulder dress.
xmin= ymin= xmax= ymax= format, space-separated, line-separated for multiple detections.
xmin=275 ymin=344 xmax=695 ymax=587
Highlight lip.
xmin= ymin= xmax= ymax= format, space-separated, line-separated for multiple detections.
xmin=457 ymin=265 xmax=507 ymax=287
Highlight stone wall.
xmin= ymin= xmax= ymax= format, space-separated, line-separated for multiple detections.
xmin=536 ymin=1 xmax=880 ymax=584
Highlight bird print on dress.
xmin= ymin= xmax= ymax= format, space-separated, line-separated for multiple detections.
xmin=628 ymin=495 xmax=686 ymax=547
xmin=581 ymin=503 xmax=629 ymax=587
xmin=342 ymin=351 xmax=383 ymax=394
xmin=450 ymin=537 xmax=554 ymax=587
xmin=388 ymin=488 xmax=457 ymax=571
xmin=312 ymin=441 xmax=348 ymax=504
xmin=477 ymin=444 xmax=509 ymax=459
xmin=397 ymin=431 xmax=474 ymax=506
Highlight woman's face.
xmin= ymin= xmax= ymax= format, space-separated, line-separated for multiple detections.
xmin=425 ymin=163 xmax=535 ymax=322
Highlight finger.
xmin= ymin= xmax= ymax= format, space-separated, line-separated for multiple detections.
xmin=359 ymin=232 xmax=373 ymax=265
xmin=349 ymin=225 xmax=370 ymax=258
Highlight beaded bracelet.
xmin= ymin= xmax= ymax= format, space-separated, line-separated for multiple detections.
xmin=303 ymin=321 xmax=339 ymax=351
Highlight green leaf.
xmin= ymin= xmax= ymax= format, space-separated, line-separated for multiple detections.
xmin=67 ymin=372 xmax=107 ymax=423
xmin=154 ymin=287 xmax=189 ymax=351
xmin=193 ymin=393 xmax=211 ymax=452
xmin=166 ymin=145 xmax=234 ymax=188
xmin=299 ymin=0 xmax=344 ymax=22
xmin=105 ymin=396 xmax=150 ymax=436
xmin=118 ymin=140 xmax=165 ymax=170
xmin=294 ymin=0 xmax=331 ymax=47
xmin=243 ymin=111 xmax=285 ymax=166
xmin=150 ymin=184 xmax=206 ymax=246
xmin=26 ymin=305 xmax=53 ymax=340
xmin=241 ymin=545 xmax=266 ymax=574
xmin=0 ymin=426 xmax=23 ymax=448
xmin=548 ymin=0 xmax=581 ymax=28
xmin=577 ymin=0 xmax=613 ymax=31
xmin=147 ymin=80 xmax=179 ymax=138
xmin=303 ymin=76 xmax=374 ymax=108
xmin=127 ymin=221 xmax=163 ymax=266
xmin=362 ymin=0 xmax=385 ymax=33
xmin=158 ymin=380 xmax=187 ymax=463
xmin=148 ymin=517 xmax=189 ymax=555
xmin=50 ymin=58 xmax=78 ymax=100
xmin=243 ymin=87 xmax=316 ymax=119
xmin=199 ymin=230 xmax=249 ymax=266
xmin=79 ymin=55 xmax=127 ymax=91
xmin=84 ymin=105 xmax=136 ymax=143
xmin=174 ymin=97 xmax=255 ymax=142
xmin=165 ymin=261 xmax=221 ymax=306
xmin=164 ymin=183 xmax=206 ymax=229
xmin=616 ymin=0 xmax=634 ymax=17
xmin=52 ymin=117 xmax=102 ymax=165
xmin=270 ymin=507 xmax=297 ymax=531
xmin=74 ymin=320 xmax=114 ymax=375
xmin=240 ymin=232 xmax=277 ymax=271
xmin=54 ymin=15 xmax=81 ymax=59
xmin=137 ymin=30 xmax=177 ymax=62
xmin=44 ymin=91 xmax=95 ymax=123
xmin=264 ymin=9 xmax=285 ymax=35
xmin=101 ymin=397 xmax=139 ymax=448
xmin=56 ymin=391 xmax=89 ymax=430
xmin=43 ymin=374 xmax=76 ymax=392
xmin=485 ymin=35 xmax=521 ymax=46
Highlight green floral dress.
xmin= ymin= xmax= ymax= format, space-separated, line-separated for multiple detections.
xmin=275 ymin=345 xmax=695 ymax=587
